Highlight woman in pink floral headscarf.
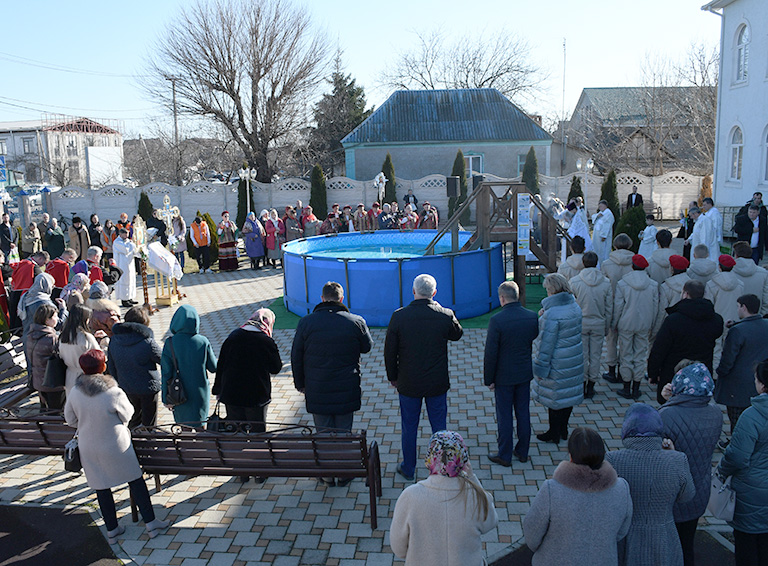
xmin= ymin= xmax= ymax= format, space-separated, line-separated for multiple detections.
xmin=390 ymin=431 xmax=498 ymax=566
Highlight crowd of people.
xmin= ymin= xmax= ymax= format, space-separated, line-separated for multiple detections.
xmin=6 ymin=188 xmax=768 ymax=565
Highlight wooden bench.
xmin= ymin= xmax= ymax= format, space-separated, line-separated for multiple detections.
xmin=0 ymin=412 xmax=72 ymax=456
xmin=622 ymin=201 xmax=663 ymax=220
xmin=131 ymin=423 xmax=383 ymax=528
xmin=0 ymin=337 xmax=32 ymax=409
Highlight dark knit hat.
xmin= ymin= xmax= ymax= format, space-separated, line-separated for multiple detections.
xmin=669 ymin=255 xmax=689 ymax=271
xmin=632 ymin=254 xmax=649 ymax=269
xmin=79 ymin=349 xmax=107 ymax=375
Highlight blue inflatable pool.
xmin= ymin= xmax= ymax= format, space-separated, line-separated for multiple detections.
xmin=282 ymin=231 xmax=504 ymax=326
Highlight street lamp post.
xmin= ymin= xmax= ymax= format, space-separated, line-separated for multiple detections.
xmin=576 ymin=157 xmax=594 ymax=212
xmin=238 ymin=167 xmax=258 ymax=215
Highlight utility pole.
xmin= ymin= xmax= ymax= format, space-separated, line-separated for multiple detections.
xmin=166 ymin=76 xmax=182 ymax=186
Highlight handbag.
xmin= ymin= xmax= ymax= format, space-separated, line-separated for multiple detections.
xmin=207 ymin=401 xmax=236 ymax=433
xmin=165 ymin=337 xmax=187 ymax=407
xmin=707 ymin=470 xmax=736 ymax=521
xmin=63 ymin=434 xmax=82 ymax=473
xmin=43 ymin=348 xmax=67 ymax=389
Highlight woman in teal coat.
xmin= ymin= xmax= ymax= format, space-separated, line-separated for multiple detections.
xmin=161 ymin=305 xmax=217 ymax=427
xmin=717 ymin=359 xmax=768 ymax=565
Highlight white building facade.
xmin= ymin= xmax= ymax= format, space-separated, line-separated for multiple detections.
xmin=0 ymin=116 xmax=123 ymax=188
xmin=704 ymin=0 xmax=768 ymax=206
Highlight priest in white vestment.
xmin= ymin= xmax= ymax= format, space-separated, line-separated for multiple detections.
xmin=113 ymin=227 xmax=139 ymax=307
xmin=688 ymin=207 xmax=720 ymax=261
xmin=591 ymin=200 xmax=615 ymax=266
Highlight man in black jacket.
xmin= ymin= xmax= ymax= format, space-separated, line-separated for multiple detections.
xmin=715 ymin=294 xmax=768 ymax=442
xmin=733 ymin=204 xmax=768 ymax=263
xmin=648 ymin=280 xmax=723 ymax=404
xmin=626 ymin=185 xmax=644 ymax=210
xmin=385 ymin=274 xmax=464 ymax=481
xmin=484 ymin=281 xmax=538 ymax=466
xmin=291 ymin=281 xmax=373 ymax=484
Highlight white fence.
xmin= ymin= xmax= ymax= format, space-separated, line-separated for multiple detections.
xmin=43 ymin=171 xmax=702 ymax=226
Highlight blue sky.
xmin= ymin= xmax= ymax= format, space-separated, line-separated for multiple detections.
xmin=0 ymin=0 xmax=721 ymax=138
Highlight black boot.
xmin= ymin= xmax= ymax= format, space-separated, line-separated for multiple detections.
xmin=617 ymin=381 xmax=634 ymax=399
xmin=631 ymin=381 xmax=642 ymax=400
xmin=255 ymin=257 xmax=262 ymax=270
xmin=560 ymin=407 xmax=572 ymax=440
xmin=604 ymin=365 xmax=622 ymax=384
xmin=584 ymin=381 xmax=595 ymax=400
xmin=250 ymin=258 xmax=256 ymax=269
xmin=536 ymin=409 xmax=560 ymax=444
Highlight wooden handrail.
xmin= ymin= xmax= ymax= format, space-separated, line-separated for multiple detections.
xmin=424 ymin=186 xmax=483 ymax=255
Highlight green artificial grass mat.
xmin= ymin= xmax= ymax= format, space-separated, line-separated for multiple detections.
xmin=270 ymin=279 xmax=546 ymax=330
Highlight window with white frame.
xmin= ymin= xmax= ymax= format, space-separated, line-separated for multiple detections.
xmin=22 ymin=138 xmax=34 ymax=154
xmin=464 ymin=154 xmax=483 ymax=178
xmin=764 ymin=129 xmax=768 ymax=183
xmin=730 ymin=127 xmax=744 ymax=181
xmin=517 ymin=154 xmax=526 ymax=176
xmin=736 ymin=25 xmax=749 ymax=82
xmin=0 ymin=139 xmax=6 ymax=155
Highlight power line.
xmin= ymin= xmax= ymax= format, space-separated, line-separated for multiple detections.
xmin=0 ymin=51 xmax=149 ymax=79
xmin=0 ymin=95 xmax=158 ymax=114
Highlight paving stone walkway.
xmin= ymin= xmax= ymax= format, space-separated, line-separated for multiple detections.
xmin=0 ymin=263 xmax=733 ymax=565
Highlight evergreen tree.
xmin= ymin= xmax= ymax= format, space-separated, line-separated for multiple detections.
xmin=309 ymin=163 xmax=328 ymax=216
xmin=235 ymin=162 xmax=257 ymax=228
xmin=567 ymin=176 xmax=584 ymax=202
xmin=521 ymin=147 xmax=539 ymax=195
xmin=599 ymin=169 xmax=621 ymax=225
xmin=310 ymin=53 xmax=372 ymax=174
xmin=449 ymin=149 xmax=467 ymax=218
xmin=614 ymin=205 xmax=647 ymax=252
xmin=137 ymin=191 xmax=154 ymax=222
xmin=382 ymin=153 xmax=396 ymax=204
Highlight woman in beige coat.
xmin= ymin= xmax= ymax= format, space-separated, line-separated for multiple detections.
xmin=59 ymin=304 xmax=100 ymax=394
xmin=65 ymin=349 xmax=168 ymax=544
xmin=390 ymin=431 xmax=498 ymax=565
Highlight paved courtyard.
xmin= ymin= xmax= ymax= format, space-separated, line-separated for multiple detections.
xmin=0 ymin=264 xmax=735 ymax=565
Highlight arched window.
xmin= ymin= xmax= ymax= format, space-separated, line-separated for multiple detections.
xmin=736 ymin=25 xmax=750 ymax=82
xmin=730 ymin=127 xmax=744 ymax=181
xmin=763 ymin=129 xmax=768 ymax=183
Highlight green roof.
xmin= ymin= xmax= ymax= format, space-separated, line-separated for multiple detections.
xmin=342 ymin=88 xmax=551 ymax=145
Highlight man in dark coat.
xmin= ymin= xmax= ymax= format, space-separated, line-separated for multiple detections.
xmin=626 ymin=185 xmax=644 ymax=210
xmin=291 ymin=281 xmax=373 ymax=465
xmin=484 ymin=281 xmax=538 ymax=466
xmin=733 ymin=204 xmax=768 ymax=264
xmin=648 ymin=279 xmax=723 ymax=404
xmin=715 ymin=294 xmax=768 ymax=440
xmin=736 ymin=191 xmax=768 ymax=223
xmin=385 ymin=273 xmax=464 ymax=481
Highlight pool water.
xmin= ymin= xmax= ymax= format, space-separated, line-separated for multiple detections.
xmin=307 ymin=243 xmax=451 ymax=259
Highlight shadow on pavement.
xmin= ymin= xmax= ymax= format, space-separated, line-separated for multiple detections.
xmin=0 ymin=505 xmax=121 ymax=566
xmin=491 ymin=530 xmax=735 ymax=566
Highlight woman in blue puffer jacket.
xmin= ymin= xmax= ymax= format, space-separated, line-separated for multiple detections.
xmin=533 ymin=273 xmax=584 ymax=444
xmin=717 ymin=359 xmax=768 ymax=566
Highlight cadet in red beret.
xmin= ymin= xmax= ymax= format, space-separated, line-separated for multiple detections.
xmin=706 ymin=254 xmax=744 ymax=366
xmin=613 ymin=252 xmax=660 ymax=399
xmin=658 ymin=255 xmax=692 ymax=322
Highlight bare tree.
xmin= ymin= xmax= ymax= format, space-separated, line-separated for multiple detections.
xmin=142 ymin=0 xmax=330 ymax=182
xmin=565 ymin=43 xmax=717 ymax=176
xmin=381 ymin=28 xmax=544 ymax=106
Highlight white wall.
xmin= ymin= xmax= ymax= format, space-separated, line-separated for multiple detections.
xmin=86 ymin=146 xmax=123 ymax=187
xmin=712 ymin=0 xmax=768 ymax=207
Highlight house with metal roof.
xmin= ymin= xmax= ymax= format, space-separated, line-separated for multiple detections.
xmin=0 ymin=115 xmax=124 ymax=188
xmin=562 ymin=87 xmax=716 ymax=176
xmin=341 ymin=88 xmax=552 ymax=181
xmin=702 ymin=0 xmax=767 ymax=207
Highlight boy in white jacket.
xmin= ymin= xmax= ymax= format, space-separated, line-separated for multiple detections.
xmin=613 ymin=254 xmax=659 ymax=400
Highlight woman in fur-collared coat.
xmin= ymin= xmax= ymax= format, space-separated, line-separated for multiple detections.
xmin=64 ymin=349 xmax=168 ymax=544
xmin=524 ymin=427 xmax=633 ymax=566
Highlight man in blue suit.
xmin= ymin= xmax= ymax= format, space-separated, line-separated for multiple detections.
xmin=484 ymin=281 xmax=539 ymax=466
